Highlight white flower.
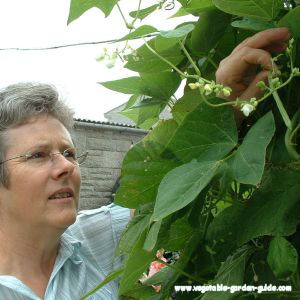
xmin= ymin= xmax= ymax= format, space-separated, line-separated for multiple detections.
xmin=241 ymin=103 xmax=255 ymax=117
xmin=96 ymin=48 xmax=107 ymax=61
xmin=105 ymin=59 xmax=116 ymax=69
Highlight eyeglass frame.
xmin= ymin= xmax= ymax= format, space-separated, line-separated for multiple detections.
xmin=0 ymin=148 xmax=88 ymax=166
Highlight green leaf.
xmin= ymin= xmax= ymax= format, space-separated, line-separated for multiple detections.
xmin=183 ymin=0 xmax=215 ymax=15
xmin=129 ymin=4 xmax=159 ymax=20
xmin=120 ymin=103 xmax=163 ymax=129
xmin=115 ymin=120 xmax=179 ymax=208
xmin=119 ymin=230 xmax=156 ymax=295
xmin=165 ymin=217 xmax=195 ymax=251
xmin=67 ymin=0 xmax=117 ymax=24
xmin=118 ymin=25 xmax=158 ymax=42
xmin=81 ymin=268 xmax=124 ymax=300
xmin=278 ymin=6 xmax=300 ymax=38
xmin=172 ymin=90 xmax=201 ymax=123
xmin=100 ymin=77 xmax=143 ymax=95
xmin=116 ymin=212 xmax=151 ymax=256
xmin=155 ymin=35 xmax=180 ymax=52
xmin=124 ymin=94 xmax=139 ymax=110
xmin=202 ymin=245 xmax=256 ymax=300
xmin=229 ymin=112 xmax=275 ymax=185
xmin=231 ymin=17 xmax=274 ymax=31
xmin=190 ymin=9 xmax=231 ymax=54
xmin=167 ymin=99 xmax=238 ymax=163
xmin=237 ymin=170 xmax=300 ymax=245
xmin=213 ymin=0 xmax=283 ymax=21
xmin=152 ymin=160 xmax=220 ymax=221
xmin=125 ymin=38 xmax=184 ymax=73
xmin=160 ymin=24 xmax=195 ymax=38
xmin=143 ymin=220 xmax=162 ymax=251
xmin=267 ymin=236 xmax=298 ymax=279
xmin=100 ymin=71 xmax=181 ymax=99
xmin=139 ymin=71 xmax=181 ymax=99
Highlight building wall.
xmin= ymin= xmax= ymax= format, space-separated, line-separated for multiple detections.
xmin=73 ymin=120 xmax=147 ymax=210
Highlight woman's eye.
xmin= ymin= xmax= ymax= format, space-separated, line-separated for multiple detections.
xmin=28 ymin=152 xmax=48 ymax=160
xmin=64 ymin=149 xmax=76 ymax=159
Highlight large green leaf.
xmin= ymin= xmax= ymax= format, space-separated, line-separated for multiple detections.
xmin=100 ymin=77 xmax=143 ymax=95
xmin=118 ymin=25 xmax=158 ymax=42
xmin=278 ymin=6 xmax=300 ymax=38
xmin=172 ymin=90 xmax=202 ymax=123
xmin=120 ymin=102 xmax=163 ymax=129
xmin=228 ymin=112 xmax=275 ymax=185
xmin=267 ymin=236 xmax=298 ymax=279
xmin=129 ymin=4 xmax=159 ymax=20
xmin=202 ymin=245 xmax=256 ymax=300
xmin=67 ymin=0 xmax=117 ymax=24
xmin=119 ymin=230 xmax=156 ymax=295
xmin=116 ymin=212 xmax=151 ymax=256
xmin=125 ymin=38 xmax=184 ymax=73
xmin=100 ymin=71 xmax=180 ymax=99
xmin=164 ymin=216 xmax=196 ymax=251
xmin=152 ymin=160 xmax=220 ymax=221
xmin=167 ymin=99 xmax=238 ymax=163
xmin=208 ymin=169 xmax=300 ymax=248
xmin=213 ymin=0 xmax=283 ymax=21
xmin=237 ymin=170 xmax=300 ymax=245
xmin=190 ymin=9 xmax=231 ymax=54
xmin=139 ymin=71 xmax=181 ymax=99
xmin=115 ymin=120 xmax=179 ymax=208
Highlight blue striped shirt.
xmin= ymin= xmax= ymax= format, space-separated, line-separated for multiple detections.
xmin=0 ymin=204 xmax=130 ymax=300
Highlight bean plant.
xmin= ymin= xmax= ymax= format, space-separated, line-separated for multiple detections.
xmin=68 ymin=0 xmax=300 ymax=299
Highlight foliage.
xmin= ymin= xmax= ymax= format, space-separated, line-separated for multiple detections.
xmin=68 ymin=0 xmax=300 ymax=299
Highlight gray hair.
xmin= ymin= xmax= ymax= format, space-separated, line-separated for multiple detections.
xmin=0 ymin=82 xmax=75 ymax=186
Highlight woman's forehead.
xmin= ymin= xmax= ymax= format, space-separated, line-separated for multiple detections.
xmin=6 ymin=114 xmax=73 ymax=152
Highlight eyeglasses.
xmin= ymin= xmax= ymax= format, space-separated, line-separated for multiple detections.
xmin=0 ymin=148 xmax=88 ymax=166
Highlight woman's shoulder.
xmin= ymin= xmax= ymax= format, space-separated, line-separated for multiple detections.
xmin=67 ymin=203 xmax=130 ymax=245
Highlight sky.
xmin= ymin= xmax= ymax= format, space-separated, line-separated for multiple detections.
xmin=0 ymin=0 xmax=193 ymax=121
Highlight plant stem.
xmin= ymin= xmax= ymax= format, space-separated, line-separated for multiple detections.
xmin=178 ymin=39 xmax=201 ymax=77
xmin=116 ymin=3 xmax=130 ymax=29
xmin=272 ymin=89 xmax=292 ymax=130
xmin=198 ymin=91 xmax=240 ymax=108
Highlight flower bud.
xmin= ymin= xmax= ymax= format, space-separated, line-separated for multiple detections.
xmin=204 ymin=84 xmax=213 ymax=95
xmin=188 ymin=82 xmax=198 ymax=90
xmin=222 ymin=87 xmax=232 ymax=97
xmin=256 ymin=81 xmax=266 ymax=91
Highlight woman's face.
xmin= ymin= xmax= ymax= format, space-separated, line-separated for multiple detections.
xmin=0 ymin=114 xmax=81 ymax=232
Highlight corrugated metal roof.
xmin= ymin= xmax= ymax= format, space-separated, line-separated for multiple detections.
xmin=74 ymin=118 xmax=137 ymax=128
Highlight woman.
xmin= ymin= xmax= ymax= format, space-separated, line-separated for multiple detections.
xmin=0 ymin=83 xmax=130 ymax=299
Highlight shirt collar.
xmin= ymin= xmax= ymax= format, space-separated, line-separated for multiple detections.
xmin=59 ymin=231 xmax=83 ymax=265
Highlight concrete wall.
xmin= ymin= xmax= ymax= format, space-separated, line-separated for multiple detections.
xmin=73 ymin=120 xmax=147 ymax=210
